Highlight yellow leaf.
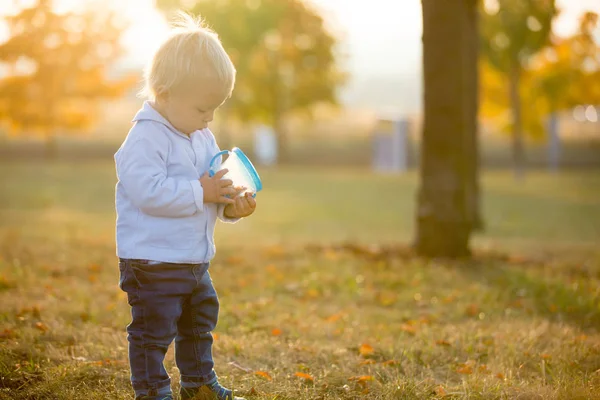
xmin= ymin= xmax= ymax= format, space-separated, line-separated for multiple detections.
xmin=348 ymin=375 xmax=374 ymax=382
xmin=254 ymin=371 xmax=272 ymax=381
xmin=271 ymin=328 xmax=282 ymax=336
xmin=359 ymin=343 xmax=374 ymax=357
xmin=294 ymin=372 xmax=314 ymax=382
xmin=325 ymin=312 xmax=343 ymax=323
xmin=435 ymin=385 xmax=447 ymax=397
xmin=35 ymin=322 xmax=48 ymax=332
xmin=457 ymin=365 xmax=473 ymax=374
xmin=465 ymin=304 xmax=479 ymax=317
xmin=400 ymin=324 xmax=417 ymax=335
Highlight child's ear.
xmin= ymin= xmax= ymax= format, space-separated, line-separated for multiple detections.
xmin=155 ymin=86 xmax=169 ymax=102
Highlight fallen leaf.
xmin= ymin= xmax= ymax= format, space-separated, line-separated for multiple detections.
xmin=465 ymin=304 xmax=479 ymax=317
xmin=574 ymin=334 xmax=587 ymax=342
xmin=35 ymin=322 xmax=48 ymax=332
xmin=382 ymin=360 xmax=398 ymax=366
xmin=541 ymin=353 xmax=552 ymax=360
xmin=359 ymin=343 xmax=374 ymax=357
xmin=271 ymin=328 xmax=282 ymax=336
xmin=434 ymin=385 xmax=447 ymax=397
xmin=435 ymin=339 xmax=451 ymax=347
xmin=254 ymin=371 xmax=272 ymax=381
xmin=496 ymin=373 xmax=505 ymax=379
xmin=294 ymin=372 xmax=314 ymax=382
xmin=0 ymin=329 xmax=17 ymax=339
xmin=457 ymin=365 xmax=473 ymax=374
xmin=349 ymin=375 xmax=373 ymax=383
xmin=400 ymin=324 xmax=417 ymax=335
xmin=359 ymin=359 xmax=376 ymax=365
xmin=326 ymin=313 xmax=343 ymax=323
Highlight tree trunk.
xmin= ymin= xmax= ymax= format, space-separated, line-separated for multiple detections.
xmin=465 ymin=0 xmax=483 ymax=232
xmin=274 ymin=112 xmax=288 ymax=164
xmin=509 ymin=64 xmax=525 ymax=180
xmin=546 ymin=109 xmax=560 ymax=173
xmin=415 ymin=0 xmax=480 ymax=258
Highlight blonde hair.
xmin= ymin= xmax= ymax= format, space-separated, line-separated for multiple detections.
xmin=140 ymin=11 xmax=236 ymax=101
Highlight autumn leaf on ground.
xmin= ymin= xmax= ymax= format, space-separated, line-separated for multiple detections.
xmin=434 ymin=385 xmax=447 ymax=397
xmin=294 ymin=372 xmax=314 ymax=382
xmin=35 ymin=322 xmax=48 ymax=332
xmin=400 ymin=323 xmax=417 ymax=335
xmin=0 ymin=328 xmax=17 ymax=339
xmin=382 ymin=360 xmax=398 ymax=366
xmin=436 ymin=339 xmax=451 ymax=347
xmin=254 ymin=371 xmax=272 ymax=381
xmin=359 ymin=359 xmax=376 ymax=365
xmin=457 ymin=365 xmax=473 ymax=374
xmin=271 ymin=328 xmax=282 ymax=336
xmin=359 ymin=343 xmax=374 ymax=357
xmin=465 ymin=304 xmax=479 ymax=317
xmin=349 ymin=375 xmax=374 ymax=388
xmin=326 ymin=312 xmax=343 ymax=323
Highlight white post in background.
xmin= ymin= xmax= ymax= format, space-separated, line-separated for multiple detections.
xmin=392 ymin=119 xmax=409 ymax=172
xmin=372 ymin=118 xmax=409 ymax=173
xmin=254 ymin=124 xmax=278 ymax=166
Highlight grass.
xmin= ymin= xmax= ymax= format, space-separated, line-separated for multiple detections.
xmin=0 ymin=160 xmax=599 ymax=399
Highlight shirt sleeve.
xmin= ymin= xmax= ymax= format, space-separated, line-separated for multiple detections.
xmin=116 ymin=127 xmax=203 ymax=218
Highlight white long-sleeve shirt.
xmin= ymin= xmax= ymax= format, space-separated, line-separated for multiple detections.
xmin=114 ymin=101 xmax=238 ymax=263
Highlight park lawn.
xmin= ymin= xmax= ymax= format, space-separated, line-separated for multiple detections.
xmin=0 ymin=160 xmax=599 ymax=399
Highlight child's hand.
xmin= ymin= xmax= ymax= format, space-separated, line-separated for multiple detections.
xmin=224 ymin=192 xmax=257 ymax=218
xmin=200 ymin=169 xmax=238 ymax=204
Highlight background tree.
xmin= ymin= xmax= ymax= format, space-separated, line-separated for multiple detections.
xmin=480 ymin=11 xmax=600 ymax=170
xmin=0 ymin=0 xmax=136 ymax=156
xmin=415 ymin=0 xmax=481 ymax=257
xmin=481 ymin=0 xmax=558 ymax=179
xmin=157 ymin=0 xmax=345 ymax=163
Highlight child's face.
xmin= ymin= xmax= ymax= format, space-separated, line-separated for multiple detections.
xmin=160 ymin=79 xmax=229 ymax=135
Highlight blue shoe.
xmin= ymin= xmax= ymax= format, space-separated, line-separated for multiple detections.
xmin=180 ymin=380 xmax=245 ymax=400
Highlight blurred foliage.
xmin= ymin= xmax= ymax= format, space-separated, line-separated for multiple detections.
xmin=156 ymin=0 xmax=346 ymax=161
xmin=481 ymin=10 xmax=600 ymax=139
xmin=0 ymin=0 xmax=136 ymax=140
xmin=157 ymin=0 xmax=346 ymax=123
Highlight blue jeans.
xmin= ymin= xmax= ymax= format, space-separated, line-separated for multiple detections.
xmin=118 ymin=258 xmax=219 ymax=398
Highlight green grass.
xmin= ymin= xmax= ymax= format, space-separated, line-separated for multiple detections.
xmin=0 ymin=160 xmax=599 ymax=399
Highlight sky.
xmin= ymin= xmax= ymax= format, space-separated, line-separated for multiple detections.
xmin=1 ymin=0 xmax=599 ymax=113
